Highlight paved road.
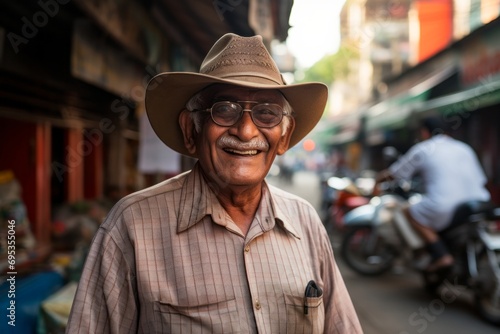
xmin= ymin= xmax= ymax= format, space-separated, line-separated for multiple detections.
xmin=267 ymin=170 xmax=500 ymax=334
xmin=338 ymin=254 xmax=499 ymax=334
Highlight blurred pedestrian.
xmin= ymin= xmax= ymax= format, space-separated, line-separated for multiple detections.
xmin=375 ymin=116 xmax=490 ymax=272
xmin=66 ymin=33 xmax=362 ymax=333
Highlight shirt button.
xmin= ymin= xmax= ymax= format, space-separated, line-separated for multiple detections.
xmin=244 ymin=245 xmax=250 ymax=252
xmin=255 ymin=300 xmax=261 ymax=310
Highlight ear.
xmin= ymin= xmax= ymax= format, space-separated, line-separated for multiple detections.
xmin=277 ymin=117 xmax=295 ymax=155
xmin=179 ymin=109 xmax=197 ymax=155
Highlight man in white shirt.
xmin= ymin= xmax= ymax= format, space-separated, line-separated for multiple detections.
xmin=376 ymin=117 xmax=490 ymax=271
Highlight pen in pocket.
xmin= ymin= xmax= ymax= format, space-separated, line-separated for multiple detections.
xmin=304 ymin=280 xmax=322 ymax=315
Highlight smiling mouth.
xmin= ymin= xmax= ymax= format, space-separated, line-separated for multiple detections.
xmin=223 ymin=148 xmax=260 ymax=156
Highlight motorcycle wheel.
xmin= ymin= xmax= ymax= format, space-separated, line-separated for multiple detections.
xmin=475 ymin=250 xmax=500 ymax=326
xmin=340 ymin=226 xmax=396 ymax=276
xmin=421 ymin=271 xmax=443 ymax=295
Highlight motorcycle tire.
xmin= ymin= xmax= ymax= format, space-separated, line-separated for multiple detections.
xmin=340 ymin=226 xmax=396 ymax=276
xmin=474 ymin=249 xmax=500 ymax=327
xmin=421 ymin=270 xmax=443 ymax=295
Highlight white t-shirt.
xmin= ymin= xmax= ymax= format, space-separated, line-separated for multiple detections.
xmin=389 ymin=134 xmax=490 ymax=230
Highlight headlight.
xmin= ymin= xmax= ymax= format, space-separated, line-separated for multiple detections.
xmin=370 ymin=197 xmax=381 ymax=206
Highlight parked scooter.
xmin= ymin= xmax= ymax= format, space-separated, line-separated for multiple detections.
xmin=322 ymin=172 xmax=373 ymax=231
xmin=340 ymin=180 xmax=500 ymax=326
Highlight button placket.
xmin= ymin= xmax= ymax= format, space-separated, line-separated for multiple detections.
xmin=243 ymin=239 xmax=265 ymax=329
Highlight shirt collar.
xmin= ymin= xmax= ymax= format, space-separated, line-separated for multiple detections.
xmin=177 ymin=162 xmax=223 ymax=233
xmin=177 ymin=162 xmax=301 ymax=239
xmin=252 ymin=182 xmax=301 ymax=239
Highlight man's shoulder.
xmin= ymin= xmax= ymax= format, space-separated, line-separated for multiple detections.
xmin=266 ymin=183 xmax=328 ymax=247
xmin=267 ymin=183 xmax=310 ymax=204
xmin=102 ymin=172 xmax=188 ymax=228
xmin=266 ymin=183 xmax=317 ymax=216
xmin=405 ymin=137 xmax=437 ymax=157
xmin=433 ymin=135 xmax=474 ymax=154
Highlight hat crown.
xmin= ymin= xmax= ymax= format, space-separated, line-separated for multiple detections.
xmin=199 ymin=34 xmax=285 ymax=85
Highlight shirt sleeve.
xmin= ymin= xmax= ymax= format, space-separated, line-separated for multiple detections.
xmin=66 ymin=226 xmax=138 ymax=334
xmin=322 ymin=234 xmax=364 ymax=333
xmin=389 ymin=143 xmax=427 ymax=180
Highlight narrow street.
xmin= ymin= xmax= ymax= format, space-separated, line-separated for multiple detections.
xmin=267 ymin=170 xmax=499 ymax=334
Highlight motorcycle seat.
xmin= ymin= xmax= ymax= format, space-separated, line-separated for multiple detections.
xmin=441 ymin=200 xmax=494 ymax=234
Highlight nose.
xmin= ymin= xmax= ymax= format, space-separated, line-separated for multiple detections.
xmin=229 ymin=108 xmax=260 ymax=140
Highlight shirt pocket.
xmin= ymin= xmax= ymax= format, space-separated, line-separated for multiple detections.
xmin=153 ymin=297 xmax=239 ymax=334
xmin=284 ymin=293 xmax=325 ymax=334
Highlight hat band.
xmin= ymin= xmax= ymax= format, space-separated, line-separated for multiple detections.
xmin=217 ymin=72 xmax=284 ymax=86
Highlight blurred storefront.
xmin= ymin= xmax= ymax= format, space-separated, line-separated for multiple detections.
xmin=362 ymin=16 xmax=500 ymax=203
xmin=0 ymin=0 xmax=170 ymax=276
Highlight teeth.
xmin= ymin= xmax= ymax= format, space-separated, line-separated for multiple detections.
xmin=225 ymin=149 xmax=258 ymax=155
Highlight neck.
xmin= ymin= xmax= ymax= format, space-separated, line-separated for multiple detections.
xmin=210 ymin=180 xmax=263 ymax=235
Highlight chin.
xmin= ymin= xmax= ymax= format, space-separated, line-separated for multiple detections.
xmin=226 ymin=173 xmax=265 ymax=186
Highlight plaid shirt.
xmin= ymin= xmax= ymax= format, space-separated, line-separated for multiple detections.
xmin=67 ymin=163 xmax=362 ymax=333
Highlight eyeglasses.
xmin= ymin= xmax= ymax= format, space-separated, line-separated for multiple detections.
xmin=193 ymin=101 xmax=287 ymax=128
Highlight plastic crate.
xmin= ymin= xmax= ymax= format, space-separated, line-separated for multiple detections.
xmin=0 ymin=271 xmax=64 ymax=334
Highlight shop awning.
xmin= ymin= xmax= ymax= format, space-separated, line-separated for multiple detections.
xmin=327 ymin=115 xmax=362 ymax=145
xmin=365 ymin=65 xmax=457 ymax=132
xmin=314 ymin=112 xmax=363 ymax=147
xmin=412 ymin=77 xmax=500 ymax=115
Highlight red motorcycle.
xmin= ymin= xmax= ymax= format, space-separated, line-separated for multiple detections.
xmin=324 ymin=175 xmax=373 ymax=231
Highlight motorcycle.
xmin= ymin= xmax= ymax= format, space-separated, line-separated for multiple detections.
xmin=340 ymin=181 xmax=500 ymax=326
xmin=322 ymin=172 xmax=374 ymax=231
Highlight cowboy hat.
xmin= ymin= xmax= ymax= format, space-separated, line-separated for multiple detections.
xmin=145 ymin=33 xmax=328 ymax=157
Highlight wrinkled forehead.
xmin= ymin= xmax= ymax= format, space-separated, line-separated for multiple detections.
xmin=198 ymin=84 xmax=285 ymax=103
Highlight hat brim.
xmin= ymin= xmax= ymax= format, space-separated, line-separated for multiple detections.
xmin=145 ymin=72 xmax=328 ymax=158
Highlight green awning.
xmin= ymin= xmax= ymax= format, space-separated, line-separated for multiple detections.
xmin=365 ymin=66 xmax=456 ymax=132
xmin=413 ymin=78 xmax=500 ymax=115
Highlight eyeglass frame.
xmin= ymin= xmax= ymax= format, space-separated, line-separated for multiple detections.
xmin=191 ymin=100 xmax=290 ymax=128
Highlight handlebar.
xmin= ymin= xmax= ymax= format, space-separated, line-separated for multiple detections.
xmin=373 ymin=179 xmax=419 ymax=200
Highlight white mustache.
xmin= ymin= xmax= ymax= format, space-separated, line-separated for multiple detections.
xmin=217 ymin=136 xmax=269 ymax=152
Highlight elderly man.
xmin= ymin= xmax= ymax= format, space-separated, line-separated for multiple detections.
xmin=66 ymin=33 xmax=362 ymax=333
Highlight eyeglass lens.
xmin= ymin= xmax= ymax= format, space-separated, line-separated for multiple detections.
xmin=211 ymin=101 xmax=283 ymax=128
